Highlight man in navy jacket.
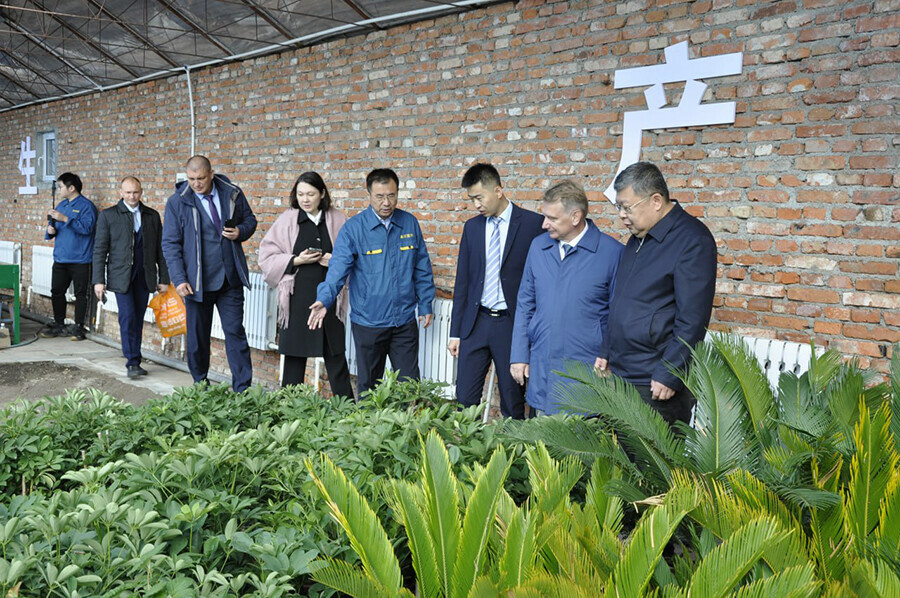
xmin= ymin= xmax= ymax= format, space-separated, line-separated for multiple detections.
xmin=309 ymin=168 xmax=435 ymax=396
xmin=42 ymin=172 xmax=98 ymax=341
xmin=448 ymin=164 xmax=543 ymax=418
xmin=162 ymin=155 xmax=258 ymax=392
xmin=596 ymin=162 xmax=717 ymax=426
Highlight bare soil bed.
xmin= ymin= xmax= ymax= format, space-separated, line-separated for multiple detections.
xmin=0 ymin=361 xmax=156 ymax=406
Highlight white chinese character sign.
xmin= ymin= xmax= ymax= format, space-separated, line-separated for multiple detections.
xmin=18 ymin=136 xmax=37 ymax=195
xmin=604 ymin=41 xmax=743 ymax=202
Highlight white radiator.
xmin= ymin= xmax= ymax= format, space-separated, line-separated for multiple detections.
xmin=705 ymin=332 xmax=822 ymax=389
xmin=344 ymin=297 xmax=457 ymax=397
xmin=30 ymin=245 xmax=75 ymax=302
xmin=211 ymin=271 xmax=276 ymax=351
xmin=0 ymin=241 xmax=21 ymax=267
xmin=0 ymin=241 xmax=21 ymax=293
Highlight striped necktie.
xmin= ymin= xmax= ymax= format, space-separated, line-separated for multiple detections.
xmin=484 ymin=216 xmax=502 ymax=308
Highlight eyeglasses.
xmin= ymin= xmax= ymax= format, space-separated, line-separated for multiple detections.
xmin=373 ymin=193 xmax=397 ymax=202
xmin=613 ymin=195 xmax=652 ymax=215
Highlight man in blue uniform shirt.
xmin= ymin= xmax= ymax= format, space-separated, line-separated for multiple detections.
xmin=596 ymin=161 xmax=718 ymax=426
xmin=42 ymin=172 xmax=98 ymax=341
xmin=510 ymin=180 xmax=623 ymax=415
xmin=309 ymin=168 xmax=435 ymax=396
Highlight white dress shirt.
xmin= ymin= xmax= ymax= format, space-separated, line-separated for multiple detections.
xmin=480 ymin=200 xmax=514 ymax=310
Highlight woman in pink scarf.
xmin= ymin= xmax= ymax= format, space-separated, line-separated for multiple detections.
xmin=258 ymin=172 xmax=353 ymax=398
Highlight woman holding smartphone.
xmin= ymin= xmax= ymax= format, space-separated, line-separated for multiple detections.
xmin=259 ymin=171 xmax=354 ymax=398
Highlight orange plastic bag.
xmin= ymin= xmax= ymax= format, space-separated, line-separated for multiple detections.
xmin=148 ymin=286 xmax=187 ymax=338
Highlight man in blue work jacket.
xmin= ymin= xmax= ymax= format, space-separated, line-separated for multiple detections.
xmin=308 ymin=168 xmax=435 ymax=396
xmin=596 ymin=161 xmax=717 ymax=426
xmin=510 ymin=180 xmax=623 ymax=415
xmin=42 ymin=172 xmax=98 ymax=341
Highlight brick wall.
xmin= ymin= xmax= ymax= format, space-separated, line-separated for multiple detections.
xmin=1 ymin=0 xmax=898 ymax=388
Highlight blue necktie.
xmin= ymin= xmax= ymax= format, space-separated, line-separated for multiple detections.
xmin=484 ymin=217 xmax=502 ymax=308
xmin=203 ymin=194 xmax=222 ymax=232
xmin=562 ymin=243 xmax=574 ymax=259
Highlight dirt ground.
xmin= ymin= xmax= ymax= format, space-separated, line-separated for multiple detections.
xmin=0 ymin=361 xmax=157 ymax=407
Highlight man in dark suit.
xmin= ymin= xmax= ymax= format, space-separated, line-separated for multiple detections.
xmin=162 ymin=155 xmax=258 ymax=392
xmin=93 ymin=176 xmax=169 ymax=377
xmin=448 ymin=163 xmax=544 ymax=418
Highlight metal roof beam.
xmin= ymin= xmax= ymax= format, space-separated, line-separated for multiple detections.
xmin=235 ymin=0 xmax=294 ymax=40
xmin=25 ymin=0 xmax=139 ymax=78
xmin=342 ymin=0 xmax=383 ymax=29
xmin=0 ymin=47 xmax=70 ymax=93
xmin=155 ymin=0 xmax=236 ymax=56
xmin=84 ymin=0 xmax=180 ymax=68
xmin=1 ymin=16 xmax=101 ymax=89
xmin=0 ymin=69 xmax=40 ymax=98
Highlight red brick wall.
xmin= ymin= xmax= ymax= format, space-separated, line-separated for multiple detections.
xmin=1 ymin=0 xmax=898 ymax=387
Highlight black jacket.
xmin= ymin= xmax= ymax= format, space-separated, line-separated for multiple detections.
xmin=93 ymin=199 xmax=170 ymax=293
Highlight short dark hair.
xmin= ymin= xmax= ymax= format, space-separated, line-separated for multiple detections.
xmin=365 ymin=168 xmax=399 ymax=192
xmin=186 ymin=155 xmax=212 ymax=172
xmin=543 ymin=180 xmax=588 ymax=217
xmin=613 ymin=162 xmax=670 ymax=203
xmin=461 ymin=163 xmax=502 ymax=189
xmin=56 ymin=172 xmax=82 ymax=193
xmin=289 ymin=171 xmax=332 ymax=212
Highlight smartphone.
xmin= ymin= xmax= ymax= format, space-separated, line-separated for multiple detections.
xmin=307 ymin=247 xmax=323 ymax=254
xmin=223 ymin=218 xmax=237 ymax=229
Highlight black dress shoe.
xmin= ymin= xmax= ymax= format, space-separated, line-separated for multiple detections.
xmin=127 ymin=365 xmax=148 ymax=378
xmin=69 ymin=326 xmax=87 ymax=341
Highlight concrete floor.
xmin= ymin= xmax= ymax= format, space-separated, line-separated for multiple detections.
xmin=0 ymin=315 xmax=196 ymax=397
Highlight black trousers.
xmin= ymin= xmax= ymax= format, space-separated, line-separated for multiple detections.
xmin=51 ymin=262 xmax=91 ymax=329
xmin=351 ymin=319 xmax=419 ymax=396
xmin=635 ymin=384 xmax=696 ymax=428
xmin=456 ymin=309 xmax=526 ymax=418
xmin=283 ymin=352 xmax=354 ymax=400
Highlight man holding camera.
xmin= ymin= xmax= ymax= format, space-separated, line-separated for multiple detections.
xmin=42 ymin=172 xmax=98 ymax=341
xmin=93 ymin=177 xmax=169 ymax=378
xmin=161 ymin=155 xmax=258 ymax=392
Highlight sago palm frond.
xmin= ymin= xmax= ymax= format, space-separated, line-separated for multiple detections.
xmin=508 ymin=573 xmax=605 ymax=598
xmin=556 ymin=361 xmax=687 ymax=491
xmin=874 ymin=469 xmax=900 ymax=568
xmin=451 ymin=445 xmax=511 ymax=598
xmin=524 ymin=442 xmax=583 ymax=517
xmin=890 ymin=344 xmax=900 ymax=447
xmin=585 ymin=457 xmax=624 ymax=536
xmin=778 ymin=372 xmax=832 ymax=440
xmin=808 ymin=500 xmax=847 ymax=583
xmin=609 ymin=488 xmax=699 ymax=598
xmin=805 ymin=348 xmax=843 ymax=398
xmin=420 ymin=430 xmax=462 ymax=597
xmin=849 ymin=558 xmax=900 ymax=598
xmin=389 ymin=479 xmax=440 ymax=598
xmin=678 ymin=517 xmax=787 ymax=598
xmin=679 ymin=469 xmax=811 ymax=572
xmin=306 ymin=454 xmax=404 ymax=594
xmin=500 ymin=415 xmax=634 ymax=471
xmin=844 ymin=401 xmax=900 ymax=558
xmin=708 ymin=332 xmax=777 ymax=443
xmin=682 ymin=340 xmax=752 ymax=478
xmin=728 ymin=564 xmax=819 ymax=598
xmin=496 ymin=507 xmax=540 ymax=589
xmin=571 ymin=505 xmax=621 ymax=582
xmin=311 ymin=558 xmax=412 ymax=598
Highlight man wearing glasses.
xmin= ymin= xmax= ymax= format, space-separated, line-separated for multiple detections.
xmin=309 ymin=168 xmax=435 ymax=396
xmin=596 ymin=161 xmax=717 ymax=426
